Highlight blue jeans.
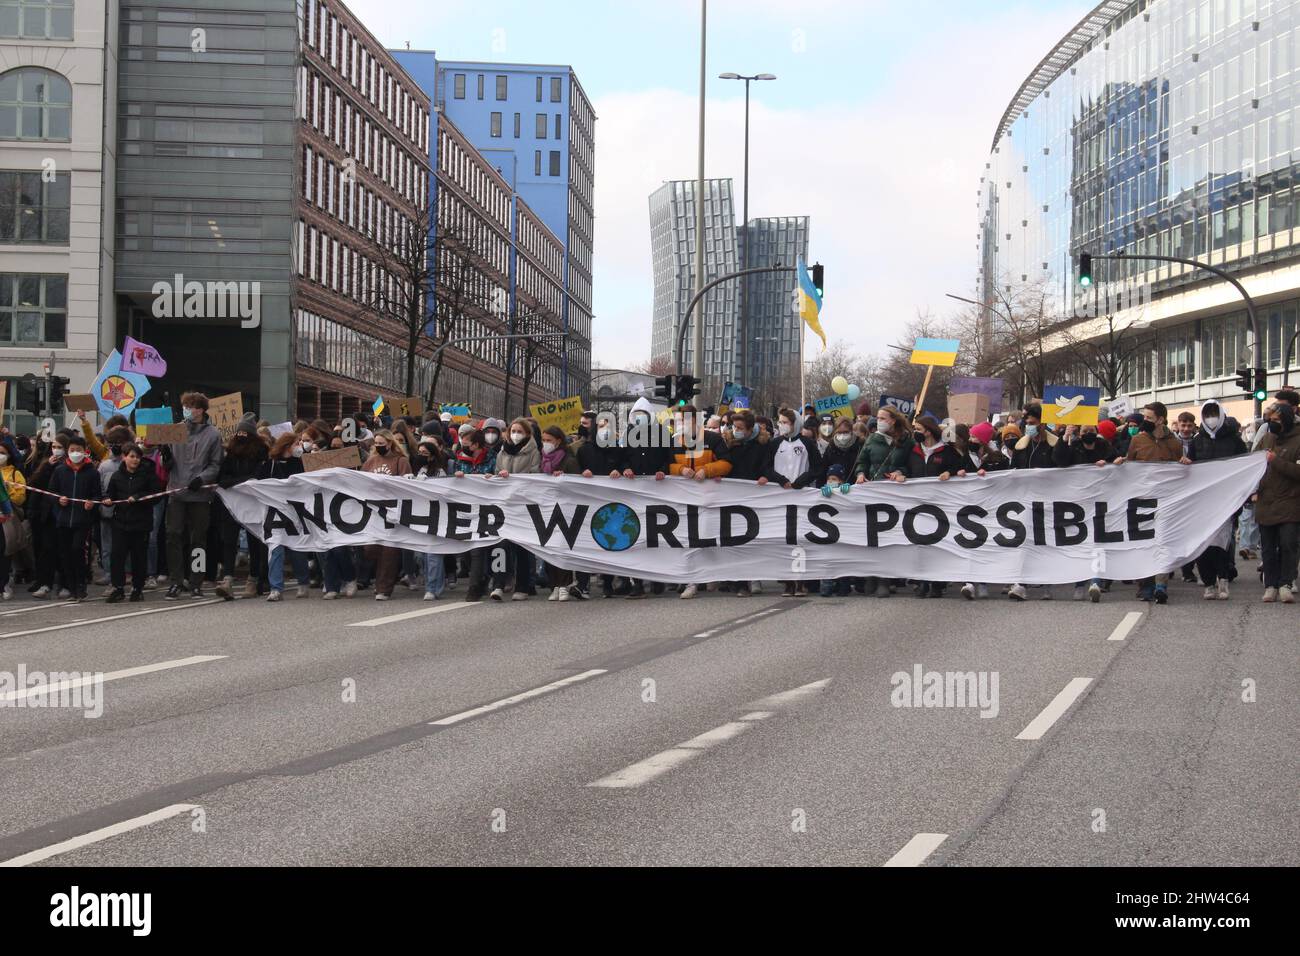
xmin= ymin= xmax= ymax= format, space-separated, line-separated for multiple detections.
xmin=148 ymin=499 xmax=165 ymax=576
xmin=99 ymin=518 xmax=113 ymax=574
xmin=421 ymin=552 xmax=446 ymax=597
xmin=323 ymin=547 xmax=356 ymax=593
xmin=268 ymin=547 xmax=311 ymax=592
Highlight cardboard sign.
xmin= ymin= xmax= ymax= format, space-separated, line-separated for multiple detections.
xmin=64 ymin=394 xmax=100 ymax=414
xmin=303 ymin=446 xmax=363 ymax=472
xmin=268 ymin=421 xmax=294 ymax=439
xmin=383 ymin=395 xmax=424 ymax=418
xmin=145 ymin=422 xmax=190 ymax=445
xmin=948 ymin=376 xmax=1005 ymax=414
xmin=948 ymin=392 xmax=991 ymax=426
xmin=207 ymin=392 xmax=244 ymax=442
xmin=910 ymin=338 xmax=960 ymax=367
xmin=1043 ymin=385 xmax=1102 ymax=427
xmin=880 ymin=394 xmax=916 ymax=418
xmin=814 ymin=393 xmax=854 ymax=420
xmin=1108 ymin=394 xmax=1133 ymax=418
xmin=134 ymin=406 xmax=173 ymax=438
xmin=440 ymin=404 xmax=471 ymax=424
xmin=529 ymin=395 xmax=584 ymax=435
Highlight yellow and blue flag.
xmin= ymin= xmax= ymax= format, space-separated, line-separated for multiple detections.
xmin=372 ymin=395 xmax=385 ymax=417
xmin=909 ymin=338 xmax=960 ymax=367
xmin=797 ymin=258 xmax=826 ymax=350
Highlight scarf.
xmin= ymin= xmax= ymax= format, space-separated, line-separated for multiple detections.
xmin=500 ymin=437 xmax=528 ymax=457
xmin=541 ymin=445 xmax=567 ymax=475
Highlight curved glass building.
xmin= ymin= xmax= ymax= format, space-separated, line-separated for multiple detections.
xmin=978 ymin=0 xmax=1300 ymax=418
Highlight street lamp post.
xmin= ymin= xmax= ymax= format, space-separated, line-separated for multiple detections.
xmin=691 ymin=0 xmax=708 ymax=386
xmin=719 ymin=71 xmax=776 ymax=388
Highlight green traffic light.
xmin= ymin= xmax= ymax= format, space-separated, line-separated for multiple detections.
xmin=1254 ymin=388 xmax=1268 ymax=401
xmin=1079 ymin=275 xmax=1092 ymax=288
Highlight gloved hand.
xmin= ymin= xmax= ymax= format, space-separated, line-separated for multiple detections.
xmin=820 ymin=484 xmax=834 ymax=498
xmin=188 ymin=477 xmax=204 ymax=492
xmin=839 ymin=482 xmax=852 ymax=495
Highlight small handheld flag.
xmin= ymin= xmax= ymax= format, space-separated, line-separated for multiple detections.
xmin=909 ymin=338 xmax=960 ymax=367
xmin=372 ymin=395 xmax=385 ymax=417
xmin=796 ymin=258 xmax=827 ymax=350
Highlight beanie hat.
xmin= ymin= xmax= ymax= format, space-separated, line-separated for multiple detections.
xmin=856 ymin=401 xmax=872 ymax=416
xmin=827 ymin=463 xmax=846 ymax=480
xmin=1000 ymin=423 xmax=1022 ymax=442
xmin=970 ymin=421 xmax=995 ymax=445
xmin=235 ymin=419 xmax=257 ymax=437
xmin=1097 ymin=419 xmax=1118 ymax=441
xmin=1125 ymin=412 xmax=1144 ymax=425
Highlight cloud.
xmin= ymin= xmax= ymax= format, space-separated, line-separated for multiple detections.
xmin=591 ymin=3 xmax=1080 ymax=370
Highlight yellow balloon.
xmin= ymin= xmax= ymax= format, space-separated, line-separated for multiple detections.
xmin=831 ymin=376 xmax=849 ymax=395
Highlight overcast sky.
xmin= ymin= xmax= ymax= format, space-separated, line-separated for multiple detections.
xmin=347 ymin=0 xmax=1086 ymax=369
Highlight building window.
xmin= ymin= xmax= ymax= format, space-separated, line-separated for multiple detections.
xmin=535 ymin=113 xmax=546 ymax=138
xmin=495 ymin=75 xmax=507 ymax=100
xmin=513 ymin=112 xmax=520 ymax=138
xmin=0 ymin=68 xmax=71 ymax=141
xmin=0 ymin=273 xmax=66 ymax=345
xmin=555 ymin=113 xmax=561 ymax=140
xmin=550 ymin=77 xmax=562 ymax=102
xmin=535 ymin=76 xmax=542 ymax=102
xmin=549 ymin=150 xmax=560 ymax=177
xmin=0 ymin=169 xmax=69 ymax=243
xmin=0 ymin=0 xmax=74 ymax=39
xmin=453 ymin=73 xmax=465 ymax=99
xmin=490 ymin=112 xmax=501 ymax=138
xmin=534 ymin=150 xmax=541 ymax=176
xmin=476 ymin=74 xmax=484 ymax=100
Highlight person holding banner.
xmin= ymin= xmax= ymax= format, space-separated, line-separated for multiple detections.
xmin=1122 ymin=402 xmax=1190 ymax=604
xmin=215 ymin=420 xmax=270 ymax=600
xmin=540 ymin=426 xmax=582 ymax=602
xmin=156 ymin=392 xmax=224 ymax=600
xmin=1256 ymin=402 xmax=1300 ymax=604
xmin=489 ymin=419 xmax=542 ymax=602
xmin=50 ymin=437 xmax=101 ymax=602
xmin=102 ymin=443 xmax=160 ymax=603
xmin=358 ymin=430 xmax=412 ymax=602
xmin=258 ymin=433 xmax=313 ymax=602
xmin=851 ymin=406 xmax=915 ymax=599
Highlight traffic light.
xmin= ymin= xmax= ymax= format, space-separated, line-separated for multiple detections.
xmin=1235 ymin=367 xmax=1253 ymax=394
xmin=1078 ymin=252 xmax=1093 ymax=288
xmin=810 ymin=262 xmax=824 ymax=297
xmin=17 ymin=376 xmax=40 ymax=416
xmin=1253 ymin=368 xmax=1268 ymax=402
xmin=673 ymin=375 xmax=700 ymax=406
xmin=653 ymin=375 xmax=673 ymax=403
xmin=48 ymin=375 xmax=70 ymax=414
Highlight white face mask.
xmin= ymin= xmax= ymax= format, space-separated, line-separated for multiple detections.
xmin=68 ymin=451 xmax=85 ymax=464
xmin=1203 ymin=416 xmax=1222 ymax=431
xmin=542 ymin=441 xmax=558 ymax=454
xmin=833 ymin=433 xmax=853 ymax=447
xmin=819 ymin=424 xmax=833 ymax=437
xmin=510 ymin=432 xmax=527 ymax=444
xmin=778 ymin=423 xmax=792 ymax=436
xmin=291 ymin=445 xmax=304 ymax=458
xmin=51 ymin=448 xmax=65 ymax=459
xmin=877 ymin=418 xmax=892 ymax=433
xmin=0 ymin=454 xmax=8 ymax=466
xmin=485 ymin=432 xmax=499 ymax=444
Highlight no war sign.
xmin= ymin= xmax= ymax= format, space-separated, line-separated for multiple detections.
xmin=530 ymin=395 xmax=584 ymax=435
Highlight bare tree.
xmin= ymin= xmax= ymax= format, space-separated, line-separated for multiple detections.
xmin=632 ymin=356 xmax=676 ymax=376
xmin=878 ymin=313 xmax=962 ymax=418
xmin=802 ymin=339 xmax=884 ymax=409
xmin=1056 ymin=311 xmax=1148 ymax=399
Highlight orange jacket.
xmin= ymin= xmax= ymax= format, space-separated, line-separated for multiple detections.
xmin=667 ymin=430 xmax=732 ymax=478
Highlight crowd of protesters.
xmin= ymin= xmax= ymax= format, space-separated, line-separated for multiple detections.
xmin=0 ymin=385 xmax=1296 ymax=608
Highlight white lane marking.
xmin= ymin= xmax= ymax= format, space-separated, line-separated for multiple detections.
xmin=0 ymin=601 xmax=80 ymax=617
xmin=430 ymin=669 xmax=607 ymax=726
xmin=589 ymin=677 xmax=833 ymax=789
xmin=687 ymin=604 xmax=788 ymax=640
xmin=0 ymin=655 xmax=226 ymax=704
xmin=1015 ymin=677 xmax=1093 ymax=741
xmin=748 ymin=677 xmax=832 ymax=710
xmin=0 ymin=804 xmax=198 ymax=867
xmin=883 ymin=832 xmax=948 ymax=867
xmin=0 ymin=600 xmax=225 ymax=640
xmin=1108 ymin=611 xmax=1144 ymax=642
xmin=349 ymin=601 xmax=481 ymax=627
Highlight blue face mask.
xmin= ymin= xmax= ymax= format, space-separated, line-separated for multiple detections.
xmin=1025 ymin=424 xmax=1039 ymax=438
xmin=182 ymin=407 xmax=194 ymax=421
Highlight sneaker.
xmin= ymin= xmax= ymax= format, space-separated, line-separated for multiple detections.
xmin=0 ymin=589 xmax=10 ymax=602
xmin=680 ymin=584 xmax=698 ymax=600
xmin=322 ymin=591 xmax=338 ymax=600
xmin=129 ymin=590 xmax=143 ymax=603
xmin=165 ymin=585 xmax=182 ymax=600
xmin=423 ymin=591 xmax=438 ymax=601
xmin=157 ymin=575 xmax=169 ymax=584
xmin=106 ymin=588 xmax=125 ymax=604
xmin=342 ymin=581 xmax=358 ymax=598
xmin=511 ymin=591 xmax=528 ymax=601
xmin=144 ymin=576 xmax=158 ymax=591
xmin=976 ymin=584 xmax=989 ymax=599
xmin=489 ymin=588 xmax=505 ymax=602
xmin=1282 ymin=586 xmax=1296 ymax=604
xmin=57 ymin=588 xmax=72 ymax=599
xmin=297 ymin=585 xmax=309 ymax=599
xmin=556 ymin=586 xmax=569 ymax=602
xmin=190 ymin=586 xmax=203 ymax=599
xmin=1154 ymin=586 xmax=1168 ymax=605
xmin=1218 ymin=580 xmax=1230 ymax=601
xmin=548 ymin=587 xmax=561 ymax=602
xmin=375 ymin=592 xmax=390 ymax=601
xmin=1008 ymin=584 xmax=1027 ymax=602
xmin=960 ymin=583 xmax=975 ymax=601
xmin=783 ymin=583 xmax=796 ymax=597
xmin=215 ymin=576 xmax=233 ymax=600
xmin=1204 ymin=585 xmax=1219 ymax=601
xmin=465 ymin=588 xmax=484 ymax=602
xmin=736 ymin=584 xmax=752 ymax=597
xmin=570 ymin=587 xmax=589 ymax=601
xmin=1262 ymin=587 xmax=1278 ymax=603
xmin=1088 ymin=583 xmax=1101 ymax=603
xmin=1137 ymin=585 xmax=1154 ymax=602
xmin=626 ymin=586 xmax=647 ymax=600
xmin=32 ymin=585 xmax=50 ymax=599
xmin=1072 ymin=585 xmax=1086 ymax=602
xmin=93 ymin=572 xmax=110 ymax=587
xmin=266 ymin=590 xmax=282 ymax=602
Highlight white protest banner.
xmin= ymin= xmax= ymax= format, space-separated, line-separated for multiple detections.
xmin=218 ymin=455 xmax=1266 ymax=586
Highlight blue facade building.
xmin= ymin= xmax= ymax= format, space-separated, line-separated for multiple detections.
xmin=391 ymin=52 xmax=594 ymax=398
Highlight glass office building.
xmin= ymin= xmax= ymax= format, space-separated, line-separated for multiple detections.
xmin=979 ymin=0 xmax=1300 ymax=419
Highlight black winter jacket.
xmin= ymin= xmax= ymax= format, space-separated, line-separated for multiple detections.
xmin=805 ymin=437 xmax=857 ymax=488
xmin=49 ymin=461 xmax=102 ymax=529
xmin=724 ymin=433 xmax=781 ymax=482
xmin=577 ymin=438 xmax=624 ymax=475
xmin=1010 ymin=432 xmax=1061 ymax=470
xmin=1190 ymin=419 xmax=1247 ymax=461
xmin=1053 ymin=436 xmax=1115 ymax=466
xmin=906 ymin=442 xmax=966 ymax=479
xmin=218 ymin=437 xmax=270 ymax=488
xmin=106 ymin=463 xmax=161 ymax=532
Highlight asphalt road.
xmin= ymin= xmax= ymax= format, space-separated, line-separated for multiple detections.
xmin=0 ymin=574 xmax=1293 ymax=867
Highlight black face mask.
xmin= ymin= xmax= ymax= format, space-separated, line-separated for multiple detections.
xmin=1268 ymin=420 xmax=1284 ymax=435
xmin=1082 ymin=434 xmax=1096 ymax=445
xmin=1139 ymin=420 xmax=1156 ymax=434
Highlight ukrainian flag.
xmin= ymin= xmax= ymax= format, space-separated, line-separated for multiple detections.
xmin=797 ymin=258 xmax=827 ymax=350
xmin=372 ymin=395 xmax=385 ymax=417
xmin=910 ymin=338 xmax=960 ymax=367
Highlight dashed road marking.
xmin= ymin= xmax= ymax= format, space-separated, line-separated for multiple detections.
xmin=1015 ymin=677 xmax=1093 ymax=741
xmin=883 ymin=832 xmax=948 ymax=867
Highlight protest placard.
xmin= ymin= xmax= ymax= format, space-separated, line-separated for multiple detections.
xmin=529 ymin=395 xmax=584 ymax=434
xmin=208 ymin=392 xmax=244 ymax=442
xmin=303 ymin=446 xmax=363 ymax=472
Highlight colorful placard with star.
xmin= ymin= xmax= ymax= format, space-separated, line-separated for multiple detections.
xmin=91 ymin=349 xmax=151 ymax=419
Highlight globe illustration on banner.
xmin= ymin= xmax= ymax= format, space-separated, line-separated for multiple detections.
xmin=590 ymin=503 xmax=640 ymax=552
